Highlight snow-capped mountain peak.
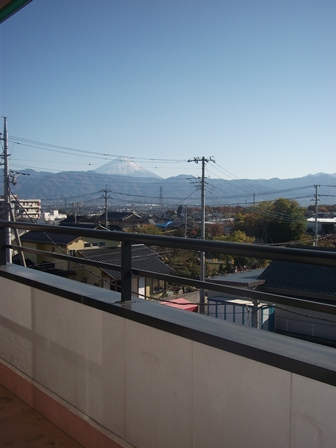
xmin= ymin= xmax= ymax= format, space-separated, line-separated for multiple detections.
xmin=94 ymin=157 xmax=161 ymax=178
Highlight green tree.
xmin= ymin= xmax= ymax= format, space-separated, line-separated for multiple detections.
xmin=165 ymin=248 xmax=200 ymax=279
xmin=134 ymin=224 xmax=163 ymax=235
xmin=214 ymin=230 xmax=258 ymax=270
xmin=266 ymin=198 xmax=306 ymax=243
xmin=233 ymin=198 xmax=306 ymax=244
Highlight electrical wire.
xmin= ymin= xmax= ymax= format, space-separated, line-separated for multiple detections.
xmin=9 ymin=136 xmax=188 ymax=163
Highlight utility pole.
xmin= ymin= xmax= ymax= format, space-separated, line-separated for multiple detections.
xmin=72 ymin=202 xmax=77 ymax=223
xmin=1 ymin=117 xmax=11 ymax=263
xmin=313 ymin=184 xmax=320 ymax=246
xmin=100 ymin=186 xmax=111 ymax=228
xmin=188 ymin=156 xmax=215 ymax=312
xmin=159 ymin=186 xmax=163 ymax=210
xmin=184 ymin=205 xmax=188 ymax=238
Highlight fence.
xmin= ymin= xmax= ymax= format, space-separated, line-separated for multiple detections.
xmin=1 ymin=220 xmax=336 ymax=317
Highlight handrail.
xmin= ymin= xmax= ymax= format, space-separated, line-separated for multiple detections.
xmin=1 ymin=220 xmax=336 ymax=315
xmin=2 ymin=220 xmax=336 ymax=265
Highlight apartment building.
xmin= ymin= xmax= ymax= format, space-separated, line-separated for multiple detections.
xmin=0 ymin=195 xmax=41 ymax=220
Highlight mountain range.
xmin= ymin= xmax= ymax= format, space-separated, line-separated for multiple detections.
xmin=6 ymin=158 xmax=336 ymax=207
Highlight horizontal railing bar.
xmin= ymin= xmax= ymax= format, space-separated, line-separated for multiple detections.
xmin=9 ymin=244 xmax=123 ymax=272
xmin=10 ymin=242 xmax=336 ymax=315
xmin=2 ymin=221 xmax=336 ymax=315
xmin=132 ymin=268 xmax=336 ymax=316
xmin=2 ymin=220 xmax=336 ymax=267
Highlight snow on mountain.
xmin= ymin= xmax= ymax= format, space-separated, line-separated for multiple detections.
xmin=94 ymin=157 xmax=162 ymax=178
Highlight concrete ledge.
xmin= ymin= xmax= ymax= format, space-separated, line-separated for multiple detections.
xmin=1 ymin=263 xmax=336 ymax=387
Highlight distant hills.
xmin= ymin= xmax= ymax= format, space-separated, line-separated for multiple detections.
xmin=6 ymin=158 xmax=336 ymax=207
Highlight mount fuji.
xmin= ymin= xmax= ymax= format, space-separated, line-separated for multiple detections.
xmin=94 ymin=157 xmax=162 ymax=179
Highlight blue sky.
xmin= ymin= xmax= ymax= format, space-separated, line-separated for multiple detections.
xmin=1 ymin=0 xmax=335 ymax=180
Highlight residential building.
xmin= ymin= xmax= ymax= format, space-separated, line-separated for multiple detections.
xmin=0 ymin=195 xmax=41 ymax=220
xmin=15 ymin=198 xmax=41 ymax=220
xmin=44 ymin=210 xmax=68 ymax=223
xmin=208 ymin=260 xmax=336 ymax=346
xmin=95 ymin=211 xmax=146 ymax=229
xmin=307 ymin=216 xmax=336 ymax=234
xmin=258 ymin=259 xmax=336 ymax=346
xmin=77 ymin=244 xmax=172 ymax=296
xmin=19 ymin=229 xmax=119 ymax=277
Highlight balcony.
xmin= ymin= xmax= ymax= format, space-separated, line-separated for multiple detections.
xmin=1 ymin=221 xmax=336 ymax=448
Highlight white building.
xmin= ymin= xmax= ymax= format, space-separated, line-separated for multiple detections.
xmin=306 ymin=217 xmax=336 ymax=234
xmin=16 ymin=198 xmax=41 ymax=220
xmin=0 ymin=195 xmax=41 ymax=220
xmin=44 ymin=210 xmax=67 ymax=223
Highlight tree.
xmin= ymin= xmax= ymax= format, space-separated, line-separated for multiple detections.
xmin=207 ymin=223 xmax=223 ymax=238
xmin=233 ymin=198 xmax=306 ymax=244
xmin=134 ymin=224 xmax=163 ymax=235
xmin=164 ymin=248 xmax=200 ymax=279
xmin=214 ymin=231 xmax=259 ymax=270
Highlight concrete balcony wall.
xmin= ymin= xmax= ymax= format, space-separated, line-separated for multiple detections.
xmin=1 ymin=265 xmax=336 ymax=448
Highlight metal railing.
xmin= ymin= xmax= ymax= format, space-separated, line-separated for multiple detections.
xmin=1 ymin=220 xmax=336 ymax=317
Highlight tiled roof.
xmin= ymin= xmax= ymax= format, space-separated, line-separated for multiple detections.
xmin=21 ymin=231 xmax=79 ymax=246
xmin=78 ymin=244 xmax=173 ymax=280
xmin=59 ymin=216 xmax=94 ymax=224
xmin=258 ymin=261 xmax=336 ymax=296
xmin=96 ymin=212 xmax=141 ymax=221
xmin=59 ymin=222 xmax=98 ymax=229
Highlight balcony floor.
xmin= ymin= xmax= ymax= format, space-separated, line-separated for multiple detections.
xmin=0 ymin=383 xmax=84 ymax=448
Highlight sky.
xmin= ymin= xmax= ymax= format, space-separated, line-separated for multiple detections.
xmin=1 ymin=0 xmax=335 ymax=181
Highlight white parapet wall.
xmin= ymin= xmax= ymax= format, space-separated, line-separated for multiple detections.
xmin=0 ymin=265 xmax=336 ymax=448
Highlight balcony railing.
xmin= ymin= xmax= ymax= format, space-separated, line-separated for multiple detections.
xmin=1 ymin=220 xmax=336 ymax=448
xmin=1 ymin=220 xmax=336 ymax=316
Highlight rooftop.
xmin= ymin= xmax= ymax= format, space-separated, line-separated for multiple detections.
xmin=259 ymin=260 xmax=336 ymax=297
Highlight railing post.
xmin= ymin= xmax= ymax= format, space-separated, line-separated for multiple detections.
xmin=121 ymin=241 xmax=132 ymax=302
xmin=0 ymin=225 xmax=6 ymax=266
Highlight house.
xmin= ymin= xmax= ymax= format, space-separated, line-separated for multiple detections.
xmin=19 ymin=229 xmax=119 ymax=277
xmin=307 ymin=217 xmax=336 ymax=234
xmin=59 ymin=215 xmax=96 ymax=226
xmin=59 ymin=216 xmax=124 ymax=232
xmin=77 ymin=244 xmax=173 ymax=297
xmin=208 ymin=258 xmax=336 ymax=346
xmin=95 ymin=211 xmax=146 ymax=230
xmin=258 ymin=259 xmax=336 ymax=346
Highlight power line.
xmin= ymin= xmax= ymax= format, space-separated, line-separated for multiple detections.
xmin=9 ymin=136 xmax=188 ymax=163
